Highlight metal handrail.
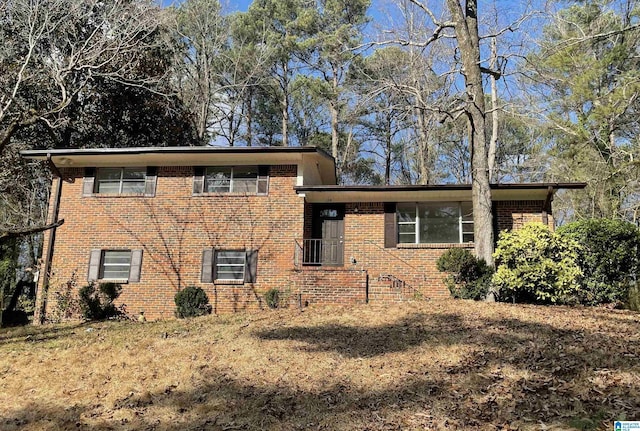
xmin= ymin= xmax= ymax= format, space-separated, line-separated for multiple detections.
xmin=295 ymin=238 xmax=344 ymax=266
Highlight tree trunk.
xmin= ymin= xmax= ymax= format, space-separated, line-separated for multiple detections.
xmin=488 ymin=36 xmax=499 ymax=183
xmin=331 ymin=63 xmax=339 ymax=159
xmin=246 ymin=87 xmax=253 ymax=146
xmin=385 ymin=113 xmax=392 ymax=185
xmin=446 ymin=0 xmax=495 ymax=277
xmin=415 ymin=106 xmax=430 ymax=185
xmin=281 ymin=61 xmax=289 ymax=147
xmin=198 ymin=46 xmax=211 ymax=142
xmin=282 ymin=93 xmax=289 ymax=147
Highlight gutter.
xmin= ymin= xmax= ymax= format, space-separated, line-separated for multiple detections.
xmin=36 ymin=154 xmax=64 ymax=324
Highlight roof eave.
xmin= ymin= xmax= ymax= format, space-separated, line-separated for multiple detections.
xmin=295 ymin=183 xmax=587 ymax=203
xmin=19 ymin=146 xmax=336 ymax=177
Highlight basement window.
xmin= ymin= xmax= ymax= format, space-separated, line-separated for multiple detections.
xmin=200 ymin=249 xmax=258 ymax=284
xmin=100 ymin=250 xmax=132 ymax=280
xmin=214 ymin=250 xmax=247 ymax=281
xmin=88 ymin=249 xmax=143 ymax=283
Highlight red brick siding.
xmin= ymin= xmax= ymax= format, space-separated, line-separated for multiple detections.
xmin=37 ymin=165 xmax=553 ymax=320
xmin=38 ymin=165 xmax=303 ymax=320
xmin=494 ymin=200 xmax=554 ymax=231
xmin=290 ymin=268 xmax=367 ymax=306
xmin=337 ymin=200 xmax=549 ymax=302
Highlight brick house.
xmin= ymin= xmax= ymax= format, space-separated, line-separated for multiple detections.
xmin=21 ymin=146 xmax=585 ymax=320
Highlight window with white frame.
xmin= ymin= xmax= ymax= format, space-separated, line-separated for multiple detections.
xmin=194 ymin=166 xmax=268 ymax=195
xmin=95 ymin=167 xmax=146 ymax=194
xmin=100 ymin=250 xmax=132 ymax=279
xmin=214 ymin=250 xmax=246 ymax=281
xmin=201 ymin=249 xmax=258 ymax=284
xmin=88 ymin=249 xmax=143 ymax=282
xmin=397 ymin=202 xmax=474 ymax=244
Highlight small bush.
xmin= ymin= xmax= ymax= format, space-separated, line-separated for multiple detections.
xmin=264 ymin=288 xmax=281 ymax=309
xmin=175 ymin=285 xmax=210 ymax=318
xmin=78 ymin=282 xmax=122 ymax=320
xmin=50 ymin=272 xmax=82 ymax=322
xmin=492 ymin=223 xmax=582 ymax=304
xmin=436 ymin=248 xmax=493 ymax=300
xmin=558 ymin=218 xmax=640 ymax=305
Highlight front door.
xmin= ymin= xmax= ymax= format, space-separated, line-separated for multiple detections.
xmin=313 ymin=205 xmax=345 ymax=266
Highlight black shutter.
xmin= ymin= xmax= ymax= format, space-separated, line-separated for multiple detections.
xmin=83 ymin=167 xmax=96 ymax=196
xmin=384 ymin=203 xmax=397 ymax=248
xmin=257 ymin=166 xmax=269 ymax=195
xmin=129 ymin=250 xmax=143 ymax=282
xmin=144 ymin=167 xmax=157 ymax=197
xmin=245 ymin=250 xmax=258 ymax=283
xmin=193 ymin=166 xmax=205 ymax=194
xmin=201 ymin=249 xmax=214 ymax=283
xmin=88 ymin=249 xmax=102 ymax=281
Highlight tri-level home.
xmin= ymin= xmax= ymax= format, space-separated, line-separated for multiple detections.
xmin=21 ymin=146 xmax=585 ymax=320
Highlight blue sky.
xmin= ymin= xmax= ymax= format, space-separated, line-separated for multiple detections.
xmin=159 ymin=1 xmax=539 ymax=36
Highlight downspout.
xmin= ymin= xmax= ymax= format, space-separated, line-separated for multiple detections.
xmin=542 ymin=186 xmax=554 ymax=228
xmin=36 ymin=154 xmax=64 ymax=324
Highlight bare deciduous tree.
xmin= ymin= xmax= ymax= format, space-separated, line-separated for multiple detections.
xmin=0 ymin=0 xmax=167 ymax=239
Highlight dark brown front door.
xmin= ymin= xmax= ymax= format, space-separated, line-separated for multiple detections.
xmin=313 ymin=205 xmax=344 ymax=266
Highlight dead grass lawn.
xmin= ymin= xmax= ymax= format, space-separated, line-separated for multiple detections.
xmin=0 ymin=300 xmax=638 ymax=430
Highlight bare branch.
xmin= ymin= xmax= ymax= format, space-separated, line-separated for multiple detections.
xmin=0 ymin=220 xmax=64 ymax=243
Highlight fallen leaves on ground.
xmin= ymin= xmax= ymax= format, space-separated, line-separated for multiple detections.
xmin=0 ymin=300 xmax=638 ymax=430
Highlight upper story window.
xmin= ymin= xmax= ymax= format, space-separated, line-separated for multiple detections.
xmin=397 ymin=202 xmax=474 ymax=244
xmin=95 ymin=167 xmax=146 ymax=194
xmin=193 ymin=166 xmax=269 ymax=195
xmin=83 ymin=167 xmax=157 ymax=197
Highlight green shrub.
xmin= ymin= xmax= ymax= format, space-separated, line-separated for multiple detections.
xmin=558 ymin=219 xmax=640 ymax=305
xmin=264 ymin=288 xmax=281 ymax=309
xmin=175 ymin=285 xmax=210 ymax=318
xmin=436 ymin=248 xmax=493 ymax=300
xmin=492 ymin=223 xmax=582 ymax=304
xmin=78 ymin=282 xmax=122 ymax=320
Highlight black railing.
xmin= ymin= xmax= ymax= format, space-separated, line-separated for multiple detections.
xmin=295 ymin=239 xmax=344 ymax=266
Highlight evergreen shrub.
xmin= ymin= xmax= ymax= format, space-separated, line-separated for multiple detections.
xmin=492 ymin=223 xmax=582 ymax=304
xmin=436 ymin=248 xmax=493 ymax=300
xmin=264 ymin=288 xmax=281 ymax=309
xmin=78 ymin=282 xmax=122 ymax=320
xmin=175 ymin=285 xmax=210 ymax=318
xmin=558 ymin=218 xmax=640 ymax=305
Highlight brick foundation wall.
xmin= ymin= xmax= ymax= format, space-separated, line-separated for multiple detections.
xmin=290 ymin=268 xmax=367 ymax=306
xmin=37 ymin=165 xmax=304 ymax=321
